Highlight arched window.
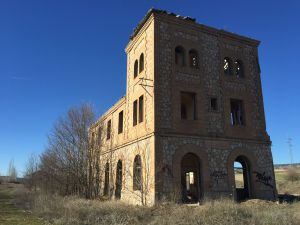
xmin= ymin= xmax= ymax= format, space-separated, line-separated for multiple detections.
xmin=235 ymin=60 xmax=244 ymax=78
xmin=133 ymin=155 xmax=142 ymax=190
xmin=115 ymin=160 xmax=122 ymax=199
xmin=134 ymin=60 xmax=138 ymax=78
xmin=189 ymin=49 xmax=198 ymax=68
xmin=224 ymin=57 xmax=232 ymax=75
xmin=104 ymin=162 xmax=110 ymax=196
xmin=139 ymin=53 xmax=144 ymax=73
xmin=97 ymin=127 xmax=101 ymax=145
xmin=175 ymin=46 xmax=185 ymax=66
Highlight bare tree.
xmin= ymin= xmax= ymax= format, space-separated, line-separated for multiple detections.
xmin=87 ymin=123 xmax=105 ymax=199
xmin=24 ymin=153 xmax=40 ymax=191
xmin=38 ymin=103 xmax=95 ymax=197
xmin=125 ymin=137 xmax=153 ymax=206
xmin=100 ymin=121 xmax=116 ymax=200
xmin=97 ymin=123 xmax=154 ymax=205
xmin=95 ymin=119 xmax=123 ymax=201
xmin=7 ymin=159 xmax=17 ymax=183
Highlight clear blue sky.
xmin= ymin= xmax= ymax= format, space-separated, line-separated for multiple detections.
xmin=0 ymin=0 xmax=299 ymax=175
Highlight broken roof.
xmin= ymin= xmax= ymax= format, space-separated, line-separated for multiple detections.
xmin=129 ymin=8 xmax=260 ymax=46
xmin=130 ymin=8 xmax=196 ymax=40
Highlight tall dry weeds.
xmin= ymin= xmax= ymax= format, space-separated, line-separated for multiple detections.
xmin=29 ymin=193 xmax=300 ymax=225
xmin=287 ymin=167 xmax=300 ymax=182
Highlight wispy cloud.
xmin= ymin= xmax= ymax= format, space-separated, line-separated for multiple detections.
xmin=10 ymin=76 xmax=31 ymax=81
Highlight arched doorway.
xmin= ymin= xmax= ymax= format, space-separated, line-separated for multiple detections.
xmin=115 ymin=160 xmax=122 ymax=199
xmin=234 ymin=156 xmax=251 ymax=201
xmin=181 ymin=153 xmax=200 ymax=203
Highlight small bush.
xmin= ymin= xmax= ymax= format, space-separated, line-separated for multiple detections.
xmin=287 ymin=167 xmax=300 ymax=182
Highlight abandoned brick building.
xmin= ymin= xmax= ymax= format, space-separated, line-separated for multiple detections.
xmin=89 ymin=9 xmax=277 ymax=205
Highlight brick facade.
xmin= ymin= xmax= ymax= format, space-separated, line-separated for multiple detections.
xmin=89 ymin=9 xmax=277 ymax=205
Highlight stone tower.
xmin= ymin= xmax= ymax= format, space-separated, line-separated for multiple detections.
xmin=89 ymin=9 xmax=277 ymax=205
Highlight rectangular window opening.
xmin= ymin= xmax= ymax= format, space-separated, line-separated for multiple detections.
xmin=139 ymin=95 xmax=144 ymax=123
xmin=181 ymin=92 xmax=196 ymax=120
xmin=98 ymin=127 xmax=102 ymax=145
xmin=210 ymin=98 xmax=218 ymax=111
xmin=133 ymin=100 xmax=138 ymax=126
xmin=107 ymin=120 xmax=111 ymax=140
xmin=230 ymin=99 xmax=245 ymax=126
xmin=118 ymin=111 xmax=123 ymax=134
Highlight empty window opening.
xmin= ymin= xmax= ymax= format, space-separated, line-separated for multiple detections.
xmin=115 ymin=160 xmax=122 ymax=199
xmin=181 ymin=153 xmax=200 ymax=203
xmin=181 ymin=92 xmax=196 ymax=120
xmin=224 ymin=57 xmax=232 ymax=75
xmin=98 ymin=126 xmax=102 ymax=145
xmin=210 ymin=98 xmax=218 ymax=111
xmin=139 ymin=95 xmax=144 ymax=123
xmin=235 ymin=60 xmax=244 ymax=78
xmin=189 ymin=49 xmax=198 ymax=68
xmin=106 ymin=120 xmax=111 ymax=140
xmin=134 ymin=60 xmax=138 ymax=78
xmin=139 ymin=53 xmax=144 ymax=73
xmin=91 ymin=132 xmax=95 ymax=148
xmin=175 ymin=46 xmax=185 ymax=66
xmin=133 ymin=100 xmax=138 ymax=126
xmin=118 ymin=111 xmax=123 ymax=134
xmin=234 ymin=156 xmax=251 ymax=201
xmin=230 ymin=99 xmax=245 ymax=126
xmin=104 ymin=162 xmax=110 ymax=196
xmin=133 ymin=155 xmax=142 ymax=191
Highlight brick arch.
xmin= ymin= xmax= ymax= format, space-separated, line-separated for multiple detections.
xmin=115 ymin=154 xmax=126 ymax=188
xmin=227 ymin=148 xmax=258 ymax=199
xmin=172 ymin=143 xmax=210 ymax=201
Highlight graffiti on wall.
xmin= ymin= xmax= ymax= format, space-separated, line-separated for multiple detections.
xmin=210 ymin=171 xmax=227 ymax=184
xmin=253 ymin=171 xmax=273 ymax=188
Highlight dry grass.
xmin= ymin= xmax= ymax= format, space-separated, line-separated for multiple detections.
xmin=2 ymin=168 xmax=300 ymax=225
xmin=234 ymin=170 xmax=244 ymax=188
xmin=286 ymin=167 xmax=300 ymax=181
xmin=29 ymin=193 xmax=300 ymax=225
xmin=0 ymin=183 xmax=44 ymax=225
xmin=275 ymin=167 xmax=300 ymax=194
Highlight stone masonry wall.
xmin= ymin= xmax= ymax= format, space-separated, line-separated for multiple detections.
xmin=158 ymin=136 xmax=276 ymax=201
xmin=156 ymin=16 xmax=269 ymax=141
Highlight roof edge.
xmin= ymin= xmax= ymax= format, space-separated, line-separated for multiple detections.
xmin=91 ymin=96 xmax=126 ymax=129
xmin=130 ymin=8 xmax=196 ymax=40
xmin=129 ymin=8 xmax=260 ymax=47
